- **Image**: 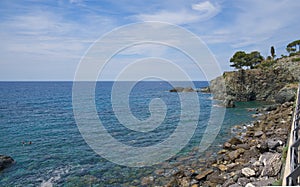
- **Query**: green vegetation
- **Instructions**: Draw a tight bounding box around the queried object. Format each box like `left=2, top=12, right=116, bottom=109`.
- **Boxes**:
left=230, top=51, right=264, bottom=69
left=230, top=40, right=300, bottom=70
left=292, top=57, right=300, bottom=62
left=256, top=59, right=276, bottom=68
left=272, top=179, right=282, bottom=186
left=286, top=40, right=300, bottom=55
left=271, top=46, right=276, bottom=59
left=282, top=145, right=288, bottom=163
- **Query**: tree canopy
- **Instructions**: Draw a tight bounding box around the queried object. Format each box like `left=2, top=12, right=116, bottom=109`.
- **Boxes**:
left=230, top=51, right=264, bottom=69
left=286, top=40, right=300, bottom=54
left=271, top=46, right=275, bottom=59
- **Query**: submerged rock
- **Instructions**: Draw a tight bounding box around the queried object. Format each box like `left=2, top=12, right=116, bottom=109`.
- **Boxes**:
left=0, top=155, right=14, bottom=171
left=195, top=169, right=213, bottom=180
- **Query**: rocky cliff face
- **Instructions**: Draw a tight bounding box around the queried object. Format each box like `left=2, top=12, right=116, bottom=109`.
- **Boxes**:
left=210, top=55, right=300, bottom=103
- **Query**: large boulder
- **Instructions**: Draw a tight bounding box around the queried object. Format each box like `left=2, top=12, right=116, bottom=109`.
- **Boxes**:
left=0, top=155, right=14, bottom=171
left=274, top=85, right=297, bottom=104
left=259, top=152, right=282, bottom=177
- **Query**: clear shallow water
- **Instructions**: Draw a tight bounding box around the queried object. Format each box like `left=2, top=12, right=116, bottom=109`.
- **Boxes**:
left=0, top=81, right=264, bottom=186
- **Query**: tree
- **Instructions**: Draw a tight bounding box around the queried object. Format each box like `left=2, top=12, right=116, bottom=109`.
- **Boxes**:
left=230, top=51, right=264, bottom=69
left=247, top=51, right=264, bottom=69
left=230, top=51, right=248, bottom=69
left=271, top=46, right=276, bottom=59
left=286, top=40, right=300, bottom=54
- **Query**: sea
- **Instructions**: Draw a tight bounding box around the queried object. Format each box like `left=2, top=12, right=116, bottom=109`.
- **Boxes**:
left=0, top=81, right=268, bottom=186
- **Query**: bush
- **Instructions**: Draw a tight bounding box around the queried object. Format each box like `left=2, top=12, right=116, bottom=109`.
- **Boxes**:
left=292, top=57, right=300, bottom=62
left=256, top=60, right=276, bottom=68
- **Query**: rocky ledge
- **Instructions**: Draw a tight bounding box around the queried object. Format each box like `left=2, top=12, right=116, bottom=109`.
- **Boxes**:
left=169, top=87, right=200, bottom=92
left=141, top=101, right=293, bottom=186
left=0, top=155, right=14, bottom=171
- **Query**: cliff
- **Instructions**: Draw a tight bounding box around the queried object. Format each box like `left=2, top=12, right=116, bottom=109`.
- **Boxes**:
left=210, top=55, right=300, bottom=104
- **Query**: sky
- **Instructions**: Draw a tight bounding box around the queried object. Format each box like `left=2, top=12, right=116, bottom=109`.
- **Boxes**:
left=1, top=0, right=300, bottom=81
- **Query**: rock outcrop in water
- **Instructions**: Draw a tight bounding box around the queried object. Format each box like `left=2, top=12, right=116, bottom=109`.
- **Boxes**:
left=208, top=55, right=300, bottom=104
left=0, top=155, right=14, bottom=171
left=169, top=87, right=199, bottom=92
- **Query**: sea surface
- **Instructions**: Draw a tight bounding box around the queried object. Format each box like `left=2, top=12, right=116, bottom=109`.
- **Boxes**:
left=0, top=81, right=268, bottom=186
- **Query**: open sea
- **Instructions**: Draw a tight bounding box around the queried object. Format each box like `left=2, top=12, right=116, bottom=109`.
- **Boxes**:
left=0, top=81, right=267, bottom=186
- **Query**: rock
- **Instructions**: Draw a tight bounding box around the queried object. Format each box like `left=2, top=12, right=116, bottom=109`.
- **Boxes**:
left=199, top=87, right=210, bottom=93
left=254, top=130, right=264, bottom=137
left=195, top=169, right=213, bottom=180
left=224, top=97, right=235, bottom=108
left=178, top=177, right=190, bottom=187
left=256, top=141, right=269, bottom=153
left=241, top=167, right=255, bottom=177
left=223, top=142, right=232, bottom=149
left=218, top=164, right=228, bottom=172
left=228, top=148, right=244, bottom=161
left=237, top=177, right=250, bottom=186
left=218, top=149, right=228, bottom=154
left=267, top=139, right=281, bottom=150
left=169, top=87, right=184, bottom=92
left=236, top=144, right=250, bottom=150
left=169, top=87, right=197, bottom=92
left=227, top=163, right=239, bottom=169
left=274, top=85, right=297, bottom=104
left=206, top=172, right=226, bottom=184
left=154, top=169, right=164, bottom=175
left=245, top=183, right=255, bottom=187
left=0, top=155, right=14, bottom=171
left=265, top=104, right=279, bottom=111
left=251, top=177, right=276, bottom=186
left=182, top=87, right=195, bottom=92
left=259, top=152, right=282, bottom=176
left=228, top=137, right=243, bottom=145
left=141, top=176, right=154, bottom=186
left=243, top=146, right=260, bottom=161
left=222, top=178, right=235, bottom=187
left=190, top=179, right=199, bottom=185
left=228, top=184, right=240, bottom=187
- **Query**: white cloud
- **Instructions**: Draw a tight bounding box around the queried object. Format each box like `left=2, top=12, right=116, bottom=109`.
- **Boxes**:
left=192, top=1, right=220, bottom=19
left=135, top=11, right=200, bottom=25
left=134, top=1, right=220, bottom=25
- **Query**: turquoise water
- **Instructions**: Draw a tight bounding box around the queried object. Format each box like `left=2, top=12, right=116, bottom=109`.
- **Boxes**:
left=0, top=82, right=262, bottom=186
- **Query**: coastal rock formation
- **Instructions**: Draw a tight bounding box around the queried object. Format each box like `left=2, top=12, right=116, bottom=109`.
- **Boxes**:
left=141, top=102, right=293, bottom=186
left=208, top=55, right=300, bottom=103
left=169, top=87, right=199, bottom=92
left=0, top=155, right=14, bottom=171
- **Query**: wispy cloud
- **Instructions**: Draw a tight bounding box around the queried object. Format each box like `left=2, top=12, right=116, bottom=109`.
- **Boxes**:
left=134, top=1, right=220, bottom=25
left=1, top=0, right=300, bottom=80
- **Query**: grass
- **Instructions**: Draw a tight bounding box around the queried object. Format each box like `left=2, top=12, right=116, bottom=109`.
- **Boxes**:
left=272, top=179, right=282, bottom=186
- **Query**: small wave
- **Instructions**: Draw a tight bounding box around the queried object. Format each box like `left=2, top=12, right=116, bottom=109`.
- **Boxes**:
left=40, top=166, right=71, bottom=187
left=212, top=104, right=223, bottom=108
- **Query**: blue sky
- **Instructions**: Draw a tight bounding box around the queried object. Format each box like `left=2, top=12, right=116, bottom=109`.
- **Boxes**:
left=1, top=0, right=300, bottom=81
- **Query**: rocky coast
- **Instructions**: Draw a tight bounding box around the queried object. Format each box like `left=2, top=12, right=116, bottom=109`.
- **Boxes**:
left=140, top=101, right=294, bottom=187
left=139, top=55, right=300, bottom=186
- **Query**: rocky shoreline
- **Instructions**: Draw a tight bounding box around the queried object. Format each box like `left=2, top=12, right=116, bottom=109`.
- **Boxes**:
left=140, top=101, right=294, bottom=186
